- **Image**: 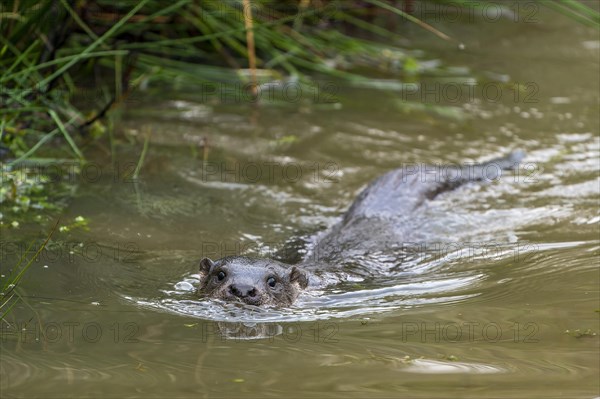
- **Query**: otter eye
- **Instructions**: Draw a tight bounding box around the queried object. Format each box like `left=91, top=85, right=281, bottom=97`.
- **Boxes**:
left=217, top=271, right=226, bottom=281
left=267, top=276, right=276, bottom=288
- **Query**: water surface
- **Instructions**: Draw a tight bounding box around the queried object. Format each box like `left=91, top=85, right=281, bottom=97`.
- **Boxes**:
left=1, top=6, right=599, bottom=398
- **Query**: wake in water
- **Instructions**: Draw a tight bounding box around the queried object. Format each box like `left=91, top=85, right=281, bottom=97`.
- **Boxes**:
left=121, top=139, right=598, bottom=333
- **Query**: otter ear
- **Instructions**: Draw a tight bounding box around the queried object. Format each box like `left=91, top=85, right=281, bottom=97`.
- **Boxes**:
left=199, top=258, right=215, bottom=277
left=289, top=266, right=308, bottom=289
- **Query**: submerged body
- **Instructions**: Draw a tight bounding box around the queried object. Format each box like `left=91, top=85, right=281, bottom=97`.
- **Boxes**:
left=198, top=151, right=525, bottom=306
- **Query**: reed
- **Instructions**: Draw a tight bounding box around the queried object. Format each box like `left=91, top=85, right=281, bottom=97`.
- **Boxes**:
left=0, top=0, right=597, bottom=165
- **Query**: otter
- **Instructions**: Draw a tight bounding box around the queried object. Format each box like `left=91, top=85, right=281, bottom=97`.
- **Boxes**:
left=198, top=150, right=525, bottom=307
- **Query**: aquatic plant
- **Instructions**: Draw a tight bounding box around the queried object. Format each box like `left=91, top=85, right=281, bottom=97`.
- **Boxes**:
left=1, top=0, right=597, bottom=164
left=0, top=220, right=58, bottom=321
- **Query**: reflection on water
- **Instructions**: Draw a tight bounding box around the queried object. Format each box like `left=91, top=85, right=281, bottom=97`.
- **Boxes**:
left=2, top=6, right=599, bottom=398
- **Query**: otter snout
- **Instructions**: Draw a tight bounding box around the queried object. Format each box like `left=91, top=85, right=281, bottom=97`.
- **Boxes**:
left=229, top=284, right=257, bottom=299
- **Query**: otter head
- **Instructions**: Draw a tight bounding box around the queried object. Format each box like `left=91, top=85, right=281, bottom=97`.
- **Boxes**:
left=198, top=256, right=309, bottom=307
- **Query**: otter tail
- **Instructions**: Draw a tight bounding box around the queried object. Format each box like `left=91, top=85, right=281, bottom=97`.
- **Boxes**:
left=341, top=150, right=526, bottom=220
left=467, top=149, right=525, bottom=180
left=424, top=150, right=525, bottom=200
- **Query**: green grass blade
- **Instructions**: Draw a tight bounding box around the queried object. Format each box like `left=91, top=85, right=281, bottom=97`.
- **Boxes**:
left=48, top=110, right=84, bottom=160
left=34, top=0, right=151, bottom=91
left=365, top=0, right=453, bottom=41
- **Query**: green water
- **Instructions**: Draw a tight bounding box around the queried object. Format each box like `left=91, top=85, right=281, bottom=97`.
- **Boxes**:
left=1, top=5, right=599, bottom=398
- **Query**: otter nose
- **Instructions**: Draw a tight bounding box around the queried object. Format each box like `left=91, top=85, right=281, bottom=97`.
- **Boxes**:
left=230, top=284, right=257, bottom=298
